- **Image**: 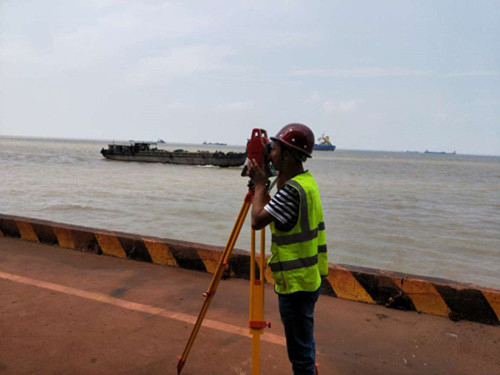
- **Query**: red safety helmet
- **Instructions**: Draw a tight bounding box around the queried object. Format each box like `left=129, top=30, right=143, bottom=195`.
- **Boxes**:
left=271, top=123, right=315, bottom=158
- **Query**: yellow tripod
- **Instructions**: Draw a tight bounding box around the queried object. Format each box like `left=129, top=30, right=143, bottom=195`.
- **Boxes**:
left=177, top=187, right=270, bottom=375
left=249, top=226, right=269, bottom=374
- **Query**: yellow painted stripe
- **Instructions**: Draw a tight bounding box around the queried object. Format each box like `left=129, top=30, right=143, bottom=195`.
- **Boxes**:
left=143, top=239, right=178, bottom=267
left=196, top=248, right=221, bottom=274
left=327, top=267, right=375, bottom=304
left=53, top=227, right=75, bottom=249
left=482, top=290, right=500, bottom=322
left=396, top=278, right=451, bottom=317
left=95, top=233, right=126, bottom=258
left=0, top=270, right=286, bottom=346
left=16, top=222, right=39, bottom=243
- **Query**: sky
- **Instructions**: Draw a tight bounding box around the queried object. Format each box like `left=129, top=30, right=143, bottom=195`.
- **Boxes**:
left=1, top=0, right=499, bottom=155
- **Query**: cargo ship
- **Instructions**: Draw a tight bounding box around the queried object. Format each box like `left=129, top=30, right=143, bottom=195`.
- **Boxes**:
left=314, top=133, right=336, bottom=151
left=101, top=142, right=246, bottom=167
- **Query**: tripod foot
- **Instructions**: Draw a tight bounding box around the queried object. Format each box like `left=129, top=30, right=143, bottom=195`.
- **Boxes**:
left=177, top=358, right=185, bottom=374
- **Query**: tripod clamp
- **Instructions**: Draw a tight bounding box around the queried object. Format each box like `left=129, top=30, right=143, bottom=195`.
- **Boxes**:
left=249, top=320, right=271, bottom=329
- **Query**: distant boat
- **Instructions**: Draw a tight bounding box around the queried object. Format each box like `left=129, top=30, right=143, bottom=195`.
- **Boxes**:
left=157, top=139, right=166, bottom=144
left=314, top=133, right=336, bottom=151
left=424, top=150, right=456, bottom=155
left=101, top=141, right=246, bottom=167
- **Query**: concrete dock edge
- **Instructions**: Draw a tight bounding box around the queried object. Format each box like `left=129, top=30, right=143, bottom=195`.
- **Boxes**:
left=1, top=213, right=498, bottom=326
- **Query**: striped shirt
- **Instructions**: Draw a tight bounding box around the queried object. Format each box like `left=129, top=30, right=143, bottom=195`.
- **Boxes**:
left=264, top=183, right=300, bottom=232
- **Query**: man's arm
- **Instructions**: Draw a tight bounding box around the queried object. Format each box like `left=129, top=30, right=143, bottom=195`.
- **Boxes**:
left=251, top=183, right=273, bottom=230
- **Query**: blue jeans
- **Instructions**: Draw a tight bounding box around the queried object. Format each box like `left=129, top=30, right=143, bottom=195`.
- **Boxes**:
left=278, top=288, right=320, bottom=375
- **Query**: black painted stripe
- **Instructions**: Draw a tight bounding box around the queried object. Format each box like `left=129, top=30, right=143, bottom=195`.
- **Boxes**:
left=435, top=285, right=499, bottom=325
left=320, top=277, right=337, bottom=297
left=117, top=236, right=153, bottom=263
left=2, top=219, right=20, bottom=238
left=32, top=223, right=58, bottom=245
left=351, top=271, right=416, bottom=311
left=170, top=245, right=207, bottom=272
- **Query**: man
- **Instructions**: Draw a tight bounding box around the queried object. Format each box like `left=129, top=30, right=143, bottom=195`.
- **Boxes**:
left=247, top=123, right=328, bottom=375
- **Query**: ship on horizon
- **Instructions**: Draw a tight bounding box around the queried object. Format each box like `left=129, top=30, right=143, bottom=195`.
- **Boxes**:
left=314, top=133, right=336, bottom=151
left=424, top=150, right=456, bottom=155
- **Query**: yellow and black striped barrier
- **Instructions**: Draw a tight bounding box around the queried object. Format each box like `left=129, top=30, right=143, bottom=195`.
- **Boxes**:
left=1, top=213, right=498, bottom=326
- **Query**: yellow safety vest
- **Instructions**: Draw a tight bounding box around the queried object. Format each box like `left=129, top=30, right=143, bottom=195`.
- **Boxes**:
left=269, top=171, right=328, bottom=294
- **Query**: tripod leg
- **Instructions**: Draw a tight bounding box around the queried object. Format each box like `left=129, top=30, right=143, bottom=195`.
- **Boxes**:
left=249, top=228, right=267, bottom=375
left=177, top=195, right=252, bottom=374
left=259, top=229, right=266, bottom=284
left=252, top=333, right=261, bottom=375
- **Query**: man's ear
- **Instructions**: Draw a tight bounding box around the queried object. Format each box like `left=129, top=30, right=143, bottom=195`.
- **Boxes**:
left=282, top=148, right=290, bottom=160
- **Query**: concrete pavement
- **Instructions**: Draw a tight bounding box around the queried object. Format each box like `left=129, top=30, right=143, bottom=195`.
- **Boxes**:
left=0, top=236, right=499, bottom=375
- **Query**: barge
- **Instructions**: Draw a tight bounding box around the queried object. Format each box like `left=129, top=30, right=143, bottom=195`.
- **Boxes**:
left=101, top=142, right=246, bottom=167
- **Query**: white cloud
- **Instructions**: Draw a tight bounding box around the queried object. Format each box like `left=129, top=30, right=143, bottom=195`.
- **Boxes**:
left=446, top=70, right=499, bottom=77
left=323, top=100, right=363, bottom=113
left=291, top=68, right=432, bottom=78
left=292, top=68, right=499, bottom=79
left=434, top=112, right=448, bottom=121
left=0, top=36, right=31, bottom=63
left=1, top=1, right=217, bottom=70
left=216, top=100, right=255, bottom=112
left=167, top=101, right=187, bottom=110
left=128, top=45, right=235, bottom=85
left=304, top=92, right=321, bottom=104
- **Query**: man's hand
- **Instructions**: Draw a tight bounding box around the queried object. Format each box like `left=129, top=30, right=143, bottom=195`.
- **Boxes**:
left=246, top=158, right=268, bottom=187
left=247, top=158, right=274, bottom=230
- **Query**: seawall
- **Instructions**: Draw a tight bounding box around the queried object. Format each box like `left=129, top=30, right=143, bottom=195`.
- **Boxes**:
left=1, top=213, right=498, bottom=326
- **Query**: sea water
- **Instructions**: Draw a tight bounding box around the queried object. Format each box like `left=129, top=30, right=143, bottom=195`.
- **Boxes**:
left=1, top=136, right=499, bottom=289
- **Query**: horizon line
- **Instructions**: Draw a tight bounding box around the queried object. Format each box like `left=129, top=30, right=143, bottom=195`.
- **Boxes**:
left=1, top=134, right=499, bottom=158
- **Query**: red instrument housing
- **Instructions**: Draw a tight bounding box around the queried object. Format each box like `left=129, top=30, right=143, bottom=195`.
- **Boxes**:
left=246, top=128, right=269, bottom=169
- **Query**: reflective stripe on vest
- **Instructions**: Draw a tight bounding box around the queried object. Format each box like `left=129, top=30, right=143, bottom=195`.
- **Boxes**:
left=272, top=227, right=318, bottom=245
left=269, top=254, right=318, bottom=272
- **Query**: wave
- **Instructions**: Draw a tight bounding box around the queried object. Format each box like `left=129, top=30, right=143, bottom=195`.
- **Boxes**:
left=44, top=203, right=103, bottom=212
